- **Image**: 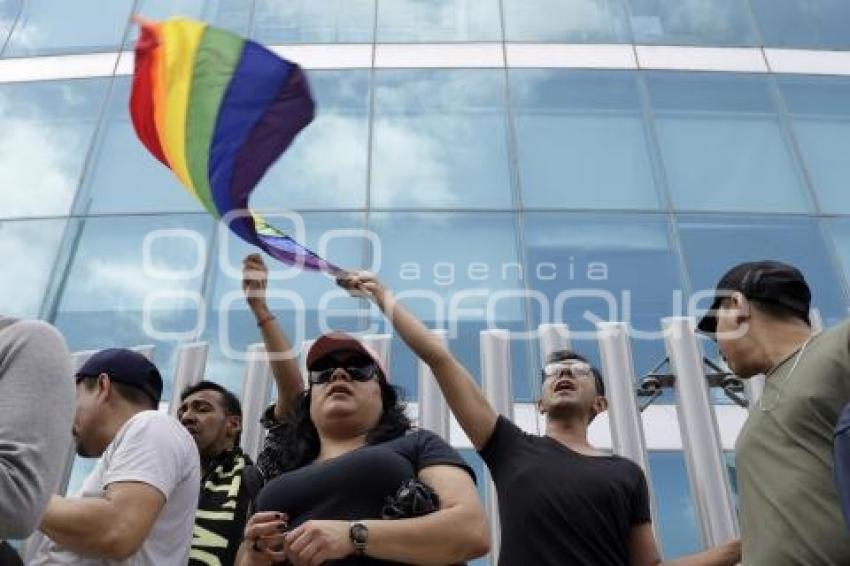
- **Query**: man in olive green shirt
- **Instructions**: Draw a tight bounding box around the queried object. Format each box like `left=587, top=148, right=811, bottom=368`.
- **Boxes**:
left=699, top=260, right=850, bottom=564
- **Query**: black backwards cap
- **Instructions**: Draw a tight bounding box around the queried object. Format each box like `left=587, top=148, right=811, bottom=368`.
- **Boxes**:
left=697, top=260, right=811, bottom=335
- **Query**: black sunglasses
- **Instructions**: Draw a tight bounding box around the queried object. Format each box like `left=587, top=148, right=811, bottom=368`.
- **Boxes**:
left=308, top=363, right=379, bottom=386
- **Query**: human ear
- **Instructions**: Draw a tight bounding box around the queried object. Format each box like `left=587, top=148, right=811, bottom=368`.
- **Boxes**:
left=592, top=396, right=608, bottom=415
left=731, top=292, right=752, bottom=325
left=227, top=415, right=242, bottom=437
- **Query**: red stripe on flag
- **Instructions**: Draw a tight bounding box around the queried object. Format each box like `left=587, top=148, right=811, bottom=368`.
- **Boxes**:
left=130, top=23, right=168, bottom=166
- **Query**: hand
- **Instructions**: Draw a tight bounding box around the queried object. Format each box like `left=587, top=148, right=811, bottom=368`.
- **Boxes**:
left=717, top=538, right=741, bottom=565
left=243, top=254, right=270, bottom=316
left=241, top=511, right=289, bottom=565
left=336, top=270, right=388, bottom=304
left=284, top=520, right=354, bottom=566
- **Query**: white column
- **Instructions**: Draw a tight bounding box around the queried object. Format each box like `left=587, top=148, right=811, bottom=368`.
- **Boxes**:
left=596, top=322, right=659, bottom=528
left=537, top=323, right=571, bottom=363
left=360, top=333, right=392, bottom=373
left=480, top=329, right=513, bottom=565
left=167, top=342, right=209, bottom=417
left=240, top=343, right=273, bottom=462
left=481, top=330, right=513, bottom=419
left=663, top=317, right=739, bottom=547
left=418, top=329, right=450, bottom=440
left=300, top=339, right=315, bottom=388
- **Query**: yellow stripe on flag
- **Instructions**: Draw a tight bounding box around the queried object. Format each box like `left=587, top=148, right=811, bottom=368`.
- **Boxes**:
left=158, top=18, right=206, bottom=196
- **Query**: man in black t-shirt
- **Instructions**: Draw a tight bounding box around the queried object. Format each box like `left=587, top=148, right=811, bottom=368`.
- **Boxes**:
left=480, top=352, right=650, bottom=565
left=340, top=271, right=742, bottom=566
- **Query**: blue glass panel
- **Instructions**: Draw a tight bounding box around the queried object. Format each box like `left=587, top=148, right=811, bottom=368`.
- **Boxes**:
left=253, top=71, right=370, bottom=211
left=366, top=213, right=530, bottom=399
left=629, top=0, right=758, bottom=46
left=376, top=0, right=501, bottom=42
left=724, top=451, right=739, bottom=509
left=676, top=215, right=849, bottom=330
left=459, top=448, right=487, bottom=506
left=825, top=219, right=850, bottom=303
left=511, top=70, right=661, bottom=210
left=646, top=73, right=811, bottom=213
left=648, top=451, right=701, bottom=557
left=0, top=78, right=111, bottom=218
left=503, top=0, right=631, bottom=42
left=54, top=214, right=214, bottom=400
left=125, top=0, right=252, bottom=46
left=252, top=0, right=375, bottom=44
left=371, top=70, right=512, bottom=209
left=778, top=75, right=850, bottom=215
left=2, top=0, right=132, bottom=57
left=84, top=78, right=199, bottom=214
left=751, top=0, right=850, bottom=50
left=0, top=0, right=21, bottom=50
left=523, top=213, right=684, bottom=399
left=65, top=456, right=98, bottom=496
left=0, top=218, right=66, bottom=318
left=202, top=213, right=368, bottom=396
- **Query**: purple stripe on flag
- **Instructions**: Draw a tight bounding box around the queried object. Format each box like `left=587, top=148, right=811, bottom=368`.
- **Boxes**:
left=258, top=233, right=342, bottom=273
left=229, top=65, right=315, bottom=213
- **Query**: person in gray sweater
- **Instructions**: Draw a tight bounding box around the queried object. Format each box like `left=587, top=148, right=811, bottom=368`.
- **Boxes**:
left=0, top=316, right=74, bottom=540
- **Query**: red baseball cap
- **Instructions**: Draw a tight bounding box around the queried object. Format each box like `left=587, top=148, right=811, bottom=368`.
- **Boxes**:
left=306, top=332, right=389, bottom=382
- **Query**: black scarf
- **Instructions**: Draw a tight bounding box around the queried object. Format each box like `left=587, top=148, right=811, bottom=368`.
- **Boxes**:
left=189, top=448, right=252, bottom=566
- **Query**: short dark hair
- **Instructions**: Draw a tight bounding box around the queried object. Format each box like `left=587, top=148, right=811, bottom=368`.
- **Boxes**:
left=542, top=350, right=605, bottom=397
left=79, top=376, right=158, bottom=410
left=749, top=298, right=811, bottom=328
left=180, top=381, right=242, bottom=417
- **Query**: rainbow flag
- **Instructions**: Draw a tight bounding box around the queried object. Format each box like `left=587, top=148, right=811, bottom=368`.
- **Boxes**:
left=130, top=17, right=341, bottom=274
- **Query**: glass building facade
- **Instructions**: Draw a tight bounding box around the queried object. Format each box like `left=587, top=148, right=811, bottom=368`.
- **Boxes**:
left=3, top=0, right=850, bottom=561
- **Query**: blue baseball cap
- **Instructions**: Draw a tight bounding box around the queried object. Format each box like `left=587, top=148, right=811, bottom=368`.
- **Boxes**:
left=75, top=348, right=163, bottom=404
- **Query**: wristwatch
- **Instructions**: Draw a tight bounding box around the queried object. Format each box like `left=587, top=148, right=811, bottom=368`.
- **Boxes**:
left=349, top=521, right=369, bottom=556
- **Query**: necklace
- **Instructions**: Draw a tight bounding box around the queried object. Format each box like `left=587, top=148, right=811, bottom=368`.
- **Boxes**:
left=758, top=336, right=814, bottom=412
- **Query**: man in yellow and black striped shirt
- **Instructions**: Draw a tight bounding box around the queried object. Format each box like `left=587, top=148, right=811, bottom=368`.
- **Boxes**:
left=179, top=381, right=254, bottom=566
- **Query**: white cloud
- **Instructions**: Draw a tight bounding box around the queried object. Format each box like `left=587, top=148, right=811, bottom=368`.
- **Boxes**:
left=63, top=257, right=200, bottom=312
left=370, top=71, right=504, bottom=207
left=0, top=91, right=87, bottom=218
left=663, top=0, right=738, bottom=36
left=253, top=112, right=369, bottom=208
left=377, top=0, right=501, bottom=41
left=0, top=219, right=65, bottom=317
left=504, top=0, right=621, bottom=41
left=259, top=71, right=505, bottom=210
left=300, top=114, right=368, bottom=194
left=2, top=21, right=45, bottom=52
left=253, top=0, right=373, bottom=41
left=371, top=117, right=457, bottom=208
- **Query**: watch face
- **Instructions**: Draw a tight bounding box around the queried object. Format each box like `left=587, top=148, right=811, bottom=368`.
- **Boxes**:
left=351, top=523, right=368, bottom=543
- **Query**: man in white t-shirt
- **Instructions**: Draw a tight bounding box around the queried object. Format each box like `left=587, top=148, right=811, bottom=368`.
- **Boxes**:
left=30, top=348, right=200, bottom=565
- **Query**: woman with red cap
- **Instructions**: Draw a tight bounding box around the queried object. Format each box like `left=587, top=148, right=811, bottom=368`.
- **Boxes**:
left=236, top=254, right=489, bottom=566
